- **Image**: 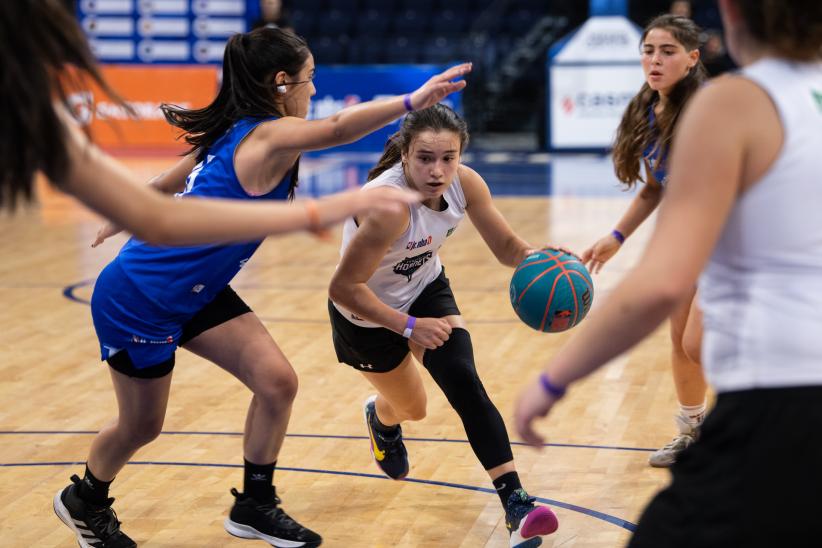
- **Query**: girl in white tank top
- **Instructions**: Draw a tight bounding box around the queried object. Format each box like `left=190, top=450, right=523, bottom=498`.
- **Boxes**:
left=329, top=104, right=566, bottom=546
left=515, top=1, right=822, bottom=545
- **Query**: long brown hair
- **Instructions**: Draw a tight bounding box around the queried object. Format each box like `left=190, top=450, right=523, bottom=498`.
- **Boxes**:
left=0, top=0, right=125, bottom=209
left=368, top=104, right=469, bottom=182
left=161, top=27, right=310, bottom=199
left=612, top=14, right=707, bottom=188
left=735, top=0, right=822, bottom=61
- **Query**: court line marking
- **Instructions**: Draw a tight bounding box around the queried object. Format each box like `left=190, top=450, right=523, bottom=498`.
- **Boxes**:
left=0, top=430, right=655, bottom=453
left=0, top=460, right=637, bottom=532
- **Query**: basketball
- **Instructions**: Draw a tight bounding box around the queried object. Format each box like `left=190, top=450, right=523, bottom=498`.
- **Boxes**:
left=509, top=249, right=594, bottom=333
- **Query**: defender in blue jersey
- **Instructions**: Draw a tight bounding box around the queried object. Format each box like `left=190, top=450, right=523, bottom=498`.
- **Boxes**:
left=579, top=15, right=710, bottom=469
left=53, top=26, right=471, bottom=548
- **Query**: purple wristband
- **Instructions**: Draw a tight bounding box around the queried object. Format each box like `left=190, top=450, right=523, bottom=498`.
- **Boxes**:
left=611, top=229, right=626, bottom=244
left=539, top=372, right=566, bottom=399
left=403, top=93, right=414, bottom=112
left=402, top=315, right=417, bottom=338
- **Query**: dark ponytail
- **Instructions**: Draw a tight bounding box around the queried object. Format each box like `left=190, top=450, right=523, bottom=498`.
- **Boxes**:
left=161, top=27, right=310, bottom=199
left=368, top=103, right=469, bottom=181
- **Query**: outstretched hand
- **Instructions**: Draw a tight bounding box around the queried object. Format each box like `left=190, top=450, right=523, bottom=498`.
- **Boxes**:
left=581, top=234, right=622, bottom=274
left=408, top=63, right=472, bottom=111
left=513, top=378, right=559, bottom=448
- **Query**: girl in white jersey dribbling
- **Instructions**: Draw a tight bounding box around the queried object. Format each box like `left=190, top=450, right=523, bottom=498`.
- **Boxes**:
left=515, top=0, right=822, bottom=546
left=328, top=104, right=560, bottom=547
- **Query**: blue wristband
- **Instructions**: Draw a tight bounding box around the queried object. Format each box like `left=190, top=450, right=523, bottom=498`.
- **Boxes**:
left=539, top=372, right=566, bottom=399
left=611, top=229, right=625, bottom=244
left=402, top=315, right=417, bottom=338
left=403, top=93, right=414, bottom=112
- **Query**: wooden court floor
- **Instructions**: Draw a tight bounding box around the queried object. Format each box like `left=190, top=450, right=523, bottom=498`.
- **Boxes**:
left=0, top=156, right=683, bottom=547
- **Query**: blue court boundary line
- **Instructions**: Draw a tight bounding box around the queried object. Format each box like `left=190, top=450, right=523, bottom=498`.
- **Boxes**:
left=0, top=430, right=655, bottom=453
left=0, top=460, right=636, bottom=532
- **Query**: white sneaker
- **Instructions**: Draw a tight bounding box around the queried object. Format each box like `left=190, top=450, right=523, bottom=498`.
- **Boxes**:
left=648, top=414, right=699, bottom=468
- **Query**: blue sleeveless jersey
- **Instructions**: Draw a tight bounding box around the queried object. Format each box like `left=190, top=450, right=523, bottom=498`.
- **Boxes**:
left=643, top=107, right=668, bottom=186
left=114, top=116, right=290, bottom=317
left=92, top=116, right=291, bottom=367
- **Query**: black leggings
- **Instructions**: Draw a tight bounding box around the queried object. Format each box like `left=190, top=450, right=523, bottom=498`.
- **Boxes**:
left=422, top=328, right=513, bottom=470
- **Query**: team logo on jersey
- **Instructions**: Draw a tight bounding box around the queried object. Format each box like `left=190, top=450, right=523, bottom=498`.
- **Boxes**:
left=813, top=89, right=822, bottom=113
left=406, top=235, right=433, bottom=250
left=393, top=251, right=433, bottom=282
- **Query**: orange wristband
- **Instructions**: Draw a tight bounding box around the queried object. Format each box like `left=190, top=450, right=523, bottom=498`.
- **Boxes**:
left=304, top=199, right=331, bottom=240
left=305, top=199, right=321, bottom=233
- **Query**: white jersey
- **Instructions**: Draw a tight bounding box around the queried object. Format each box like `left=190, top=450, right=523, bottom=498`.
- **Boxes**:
left=332, top=162, right=466, bottom=327
left=699, top=58, right=822, bottom=392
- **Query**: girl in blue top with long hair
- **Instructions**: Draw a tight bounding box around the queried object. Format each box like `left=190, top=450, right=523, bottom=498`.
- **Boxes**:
left=581, top=14, right=709, bottom=468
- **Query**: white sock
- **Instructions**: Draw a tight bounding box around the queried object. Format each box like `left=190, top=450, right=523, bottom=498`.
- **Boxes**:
left=679, top=402, right=706, bottom=428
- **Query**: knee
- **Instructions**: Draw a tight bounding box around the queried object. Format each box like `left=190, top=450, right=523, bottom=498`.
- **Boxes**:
left=252, top=363, right=299, bottom=408
left=124, top=415, right=165, bottom=447
left=398, top=398, right=427, bottom=422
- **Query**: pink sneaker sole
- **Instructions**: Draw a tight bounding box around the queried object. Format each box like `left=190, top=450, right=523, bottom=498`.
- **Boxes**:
left=520, top=506, right=559, bottom=538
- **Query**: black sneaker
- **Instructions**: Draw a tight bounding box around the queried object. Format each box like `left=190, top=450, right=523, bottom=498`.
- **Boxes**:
left=53, top=475, right=136, bottom=548
left=505, top=489, right=559, bottom=548
left=363, top=395, right=409, bottom=480
left=224, top=488, right=322, bottom=547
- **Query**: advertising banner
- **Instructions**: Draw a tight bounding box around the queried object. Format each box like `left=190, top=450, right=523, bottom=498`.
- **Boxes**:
left=547, top=16, right=644, bottom=151
left=309, top=65, right=462, bottom=153
left=549, top=63, right=644, bottom=149
left=78, top=0, right=249, bottom=64
left=67, top=65, right=219, bottom=151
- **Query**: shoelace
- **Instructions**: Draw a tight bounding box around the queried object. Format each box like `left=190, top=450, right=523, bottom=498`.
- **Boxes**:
left=230, top=488, right=301, bottom=531
left=87, top=504, right=123, bottom=538
left=258, top=501, right=304, bottom=531
left=375, top=428, right=404, bottom=454
left=508, top=493, right=537, bottom=522
left=660, top=433, right=694, bottom=452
